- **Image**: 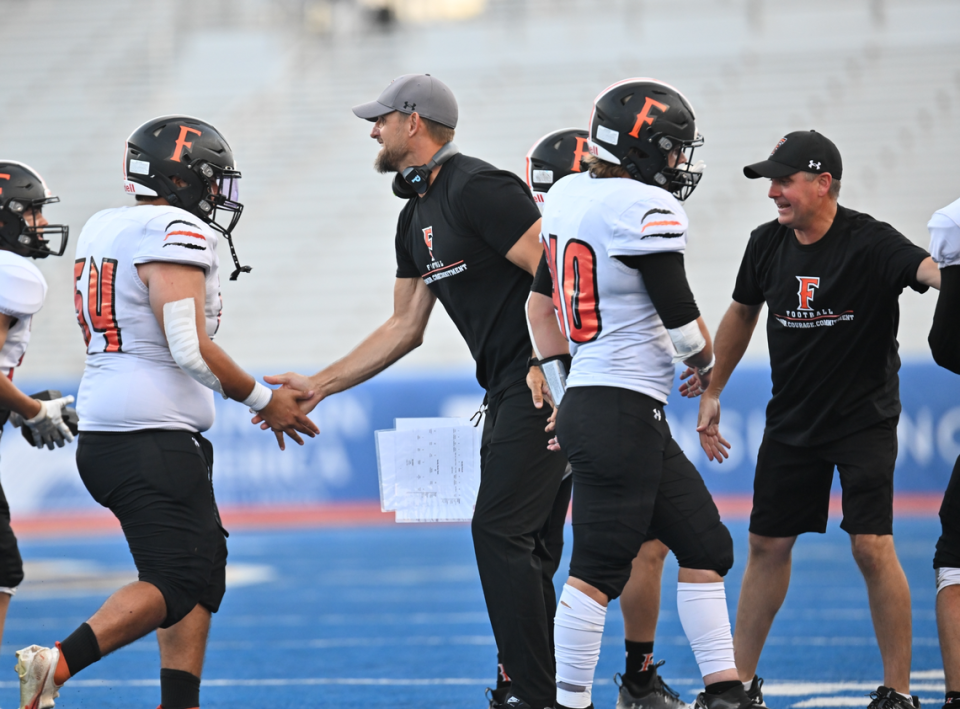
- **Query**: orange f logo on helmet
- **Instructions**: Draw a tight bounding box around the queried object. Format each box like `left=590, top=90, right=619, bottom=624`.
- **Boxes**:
left=571, top=137, right=591, bottom=172
left=629, top=97, right=670, bottom=139
left=170, top=125, right=203, bottom=162
left=0, top=173, right=9, bottom=196
left=796, top=276, right=820, bottom=311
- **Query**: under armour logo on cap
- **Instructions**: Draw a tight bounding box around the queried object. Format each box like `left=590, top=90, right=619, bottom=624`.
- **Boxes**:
left=809, top=160, right=821, bottom=169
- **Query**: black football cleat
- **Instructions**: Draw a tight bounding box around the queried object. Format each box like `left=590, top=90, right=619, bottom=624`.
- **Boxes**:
left=866, top=687, right=920, bottom=709
left=487, top=687, right=510, bottom=709
left=745, top=675, right=769, bottom=708
left=615, top=660, right=686, bottom=709
left=694, top=684, right=754, bottom=709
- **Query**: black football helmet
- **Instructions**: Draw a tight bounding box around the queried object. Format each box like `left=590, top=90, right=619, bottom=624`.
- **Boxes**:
left=525, top=128, right=590, bottom=209
left=588, top=78, right=704, bottom=200
left=0, top=162, right=68, bottom=259
left=123, top=115, right=250, bottom=279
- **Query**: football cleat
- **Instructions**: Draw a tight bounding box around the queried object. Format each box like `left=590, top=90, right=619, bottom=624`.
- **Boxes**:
left=615, top=661, right=686, bottom=709
left=693, top=684, right=753, bottom=709
left=866, top=687, right=920, bottom=709
left=15, top=644, right=62, bottom=709
left=487, top=686, right=510, bottom=709
left=745, top=675, right=768, bottom=708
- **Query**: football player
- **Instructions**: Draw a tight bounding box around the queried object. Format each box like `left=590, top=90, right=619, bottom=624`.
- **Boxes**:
left=14, top=116, right=318, bottom=709
left=525, top=130, right=682, bottom=709
left=527, top=79, right=751, bottom=709
left=926, top=197, right=960, bottom=709
left=0, top=160, right=75, bottom=659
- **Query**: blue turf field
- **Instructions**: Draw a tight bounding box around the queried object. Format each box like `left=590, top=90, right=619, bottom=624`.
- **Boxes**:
left=0, top=517, right=947, bottom=709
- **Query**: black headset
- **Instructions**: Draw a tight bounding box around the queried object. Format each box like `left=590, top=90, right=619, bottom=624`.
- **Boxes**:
left=401, top=142, right=460, bottom=195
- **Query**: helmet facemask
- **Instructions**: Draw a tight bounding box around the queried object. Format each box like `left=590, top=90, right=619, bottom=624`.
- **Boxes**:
left=0, top=197, right=68, bottom=259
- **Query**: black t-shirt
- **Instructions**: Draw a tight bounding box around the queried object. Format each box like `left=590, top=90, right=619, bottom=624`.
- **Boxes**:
left=395, top=153, right=541, bottom=394
left=733, top=205, right=929, bottom=446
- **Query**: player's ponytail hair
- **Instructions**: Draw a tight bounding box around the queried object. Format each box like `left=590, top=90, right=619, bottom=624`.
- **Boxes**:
left=582, top=153, right=631, bottom=180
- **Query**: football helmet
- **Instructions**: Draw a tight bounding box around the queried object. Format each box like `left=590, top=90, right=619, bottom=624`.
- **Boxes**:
left=123, top=115, right=250, bottom=279
left=0, top=161, right=68, bottom=259
left=588, top=79, right=704, bottom=200
left=525, top=128, right=590, bottom=210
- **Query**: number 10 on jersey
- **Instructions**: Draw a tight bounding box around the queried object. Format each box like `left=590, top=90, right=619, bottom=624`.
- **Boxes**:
left=75, top=256, right=123, bottom=353
left=543, top=234, right=602, bottom=343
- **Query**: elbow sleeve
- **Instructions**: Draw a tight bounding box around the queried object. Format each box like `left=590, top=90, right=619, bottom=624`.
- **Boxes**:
left=163, top=298, right=226, bottom=396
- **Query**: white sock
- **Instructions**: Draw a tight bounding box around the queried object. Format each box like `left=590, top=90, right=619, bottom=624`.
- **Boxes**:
left=676, top=581, right=737, bottom=678
left=554, top=584, right=607, bottom=709
left=743, top=681, right=752, bottom=692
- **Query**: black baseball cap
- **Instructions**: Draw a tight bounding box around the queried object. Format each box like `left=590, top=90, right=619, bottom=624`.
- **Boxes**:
left=743, top=130, right=842, bottom=180
left=352, top=74, right=458, bottom=129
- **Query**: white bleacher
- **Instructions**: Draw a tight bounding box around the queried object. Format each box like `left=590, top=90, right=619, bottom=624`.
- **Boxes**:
left=1, top=0, right=957, bottom=379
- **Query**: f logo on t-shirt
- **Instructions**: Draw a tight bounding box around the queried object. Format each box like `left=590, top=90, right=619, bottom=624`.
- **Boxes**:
left=423, top=226, right=434, bottom=261
left=796, top=276, right=820, bottom=311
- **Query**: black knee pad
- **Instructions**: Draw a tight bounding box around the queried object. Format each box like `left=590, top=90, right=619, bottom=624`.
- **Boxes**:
left=144, top=535, right=227, bottom=629
left=0, top=499, right=23, bottom=589
left=568, top=520, right=647, bottom=600
left=671, top=520, right=734, bottom=577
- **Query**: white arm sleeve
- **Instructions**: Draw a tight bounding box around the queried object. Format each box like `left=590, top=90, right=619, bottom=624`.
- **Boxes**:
left=667, top=320, right=706, bottom=364
left=163, top=297, right=225, bottom=397
left=928, top=210, right=960, bottom=268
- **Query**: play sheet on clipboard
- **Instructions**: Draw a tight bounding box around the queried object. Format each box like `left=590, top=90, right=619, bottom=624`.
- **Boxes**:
left=375, top=418, right=481, bottom=522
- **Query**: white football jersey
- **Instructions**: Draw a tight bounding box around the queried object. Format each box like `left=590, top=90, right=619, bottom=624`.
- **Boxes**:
left=0, top=250, right=47, bottom=377
left=541, top=173, right=689, bottom=403
left=929, top=197, right=960, bottom=269
left=74, top=205, right=222, bottom=432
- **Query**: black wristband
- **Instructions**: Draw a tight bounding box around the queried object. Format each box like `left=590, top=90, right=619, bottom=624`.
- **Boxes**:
left=528, top=356, right=540, bottom=369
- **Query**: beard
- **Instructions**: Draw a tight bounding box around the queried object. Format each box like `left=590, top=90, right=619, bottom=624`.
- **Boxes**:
left=375, top=143, right=407, bottom=174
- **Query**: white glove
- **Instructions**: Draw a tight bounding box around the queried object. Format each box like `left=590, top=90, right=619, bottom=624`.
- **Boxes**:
left=13, top=396, right=76, bottom=450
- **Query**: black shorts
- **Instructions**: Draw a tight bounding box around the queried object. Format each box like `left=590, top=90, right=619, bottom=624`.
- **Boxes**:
left=935, top=455, right=960, bottom=569
left=557, top=386, right=733, bottom=601
left=76, top=430, right=228, bottom=628
left=750, top=418, right=898, bottom=538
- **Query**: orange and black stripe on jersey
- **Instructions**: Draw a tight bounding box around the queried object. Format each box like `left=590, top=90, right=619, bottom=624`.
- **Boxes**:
left=639, top=208, right=684, bottom=239
left=163, top=219, right=208, bottom=251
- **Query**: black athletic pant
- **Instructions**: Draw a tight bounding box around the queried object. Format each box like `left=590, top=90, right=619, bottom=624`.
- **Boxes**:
left=557, top=386, right=733, bottom=600
left=472, top=379, right=567, bottom=709
left=0, top=426, right=25, bottom=590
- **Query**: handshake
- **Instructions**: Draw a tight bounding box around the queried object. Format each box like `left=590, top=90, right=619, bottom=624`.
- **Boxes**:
left=9, top=390, right=79, bottom=450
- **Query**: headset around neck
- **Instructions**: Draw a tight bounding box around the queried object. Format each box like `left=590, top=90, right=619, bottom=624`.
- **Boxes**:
left=401, top=142, right=460, bottom=195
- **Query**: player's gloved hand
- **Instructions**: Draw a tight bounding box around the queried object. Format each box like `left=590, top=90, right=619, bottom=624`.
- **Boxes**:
left=257, top=387, right=320, bottom=451
left=696, top=393, right=730, bottom=464
left=12, top=395, right=76, bottom=450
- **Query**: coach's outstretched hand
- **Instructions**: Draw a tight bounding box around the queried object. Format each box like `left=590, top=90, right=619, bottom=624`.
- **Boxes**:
left=696, top=393, right=731, bottom=463
left=257, top=386, right=320, bottom=451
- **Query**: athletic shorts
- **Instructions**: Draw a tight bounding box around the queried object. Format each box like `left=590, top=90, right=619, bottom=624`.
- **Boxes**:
left=76, top=430, right=228, bottom=628
left=750, top=418, right=898, bottom=538
left=934, top=455, right=960, bottom=569
left=557, top=386, right=733, bottom=600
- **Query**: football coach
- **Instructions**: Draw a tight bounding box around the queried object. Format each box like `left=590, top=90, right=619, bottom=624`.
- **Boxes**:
left=262, top=75, right=567, bottom=709
left=696, top=130, right=941, bottom=708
